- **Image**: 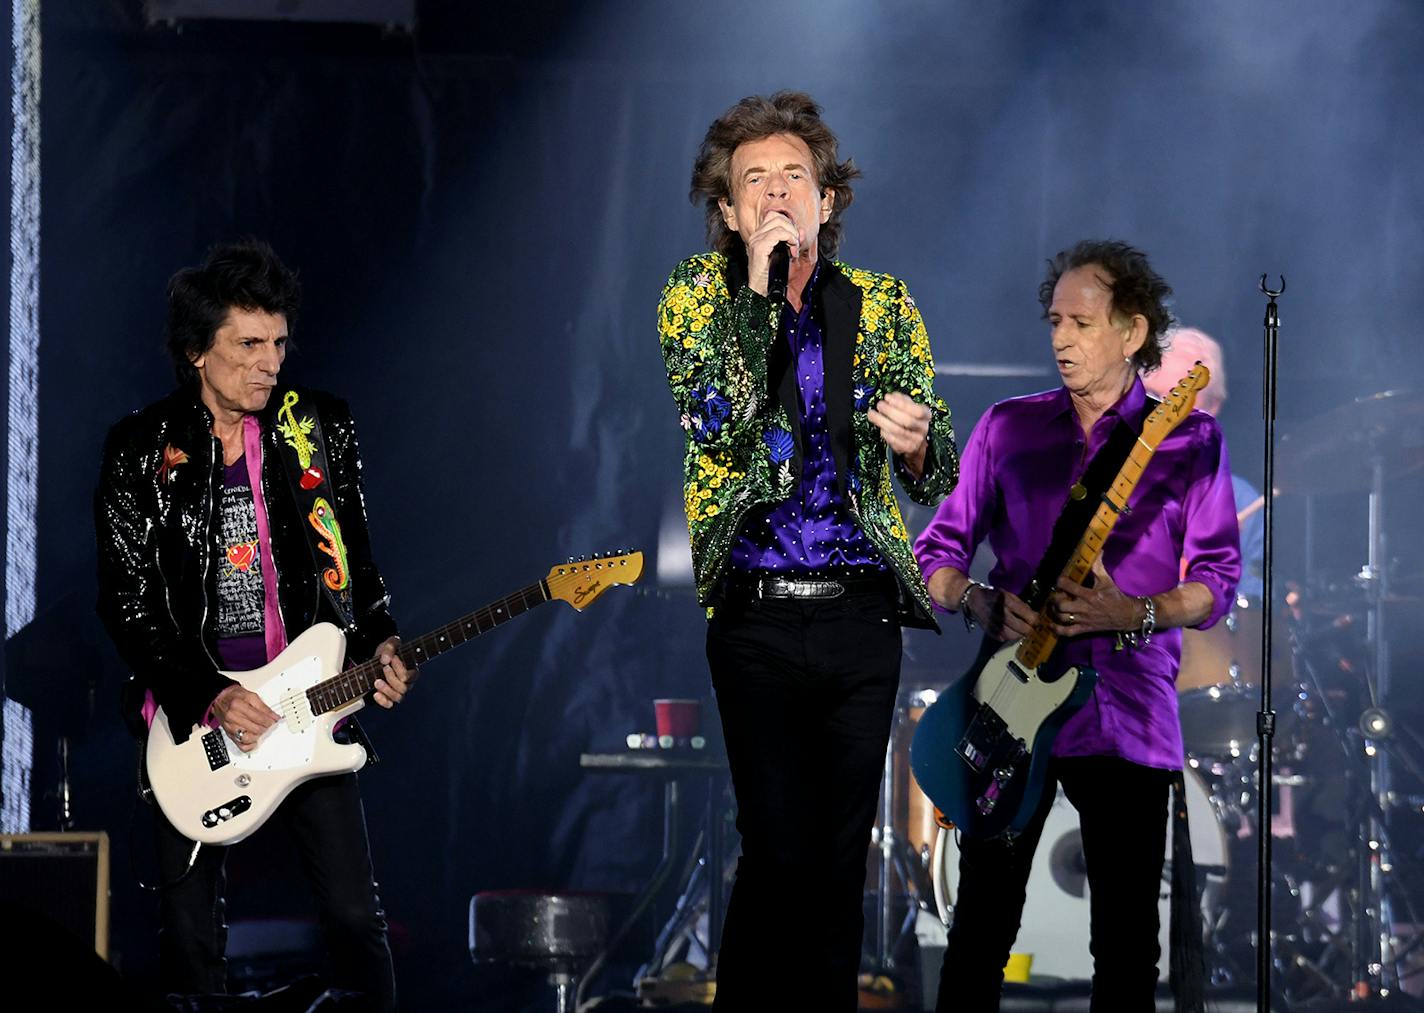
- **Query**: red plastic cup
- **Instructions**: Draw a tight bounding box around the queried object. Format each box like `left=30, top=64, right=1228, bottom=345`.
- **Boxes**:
left=654, top=698, right=701, bottom=739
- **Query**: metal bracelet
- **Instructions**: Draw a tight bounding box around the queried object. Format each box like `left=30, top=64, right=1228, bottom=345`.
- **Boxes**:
left=1120, top=594, right=1156, bottom=649
left=958, top=579, right=989, bottom=631
left=1138, top=594, right=1156, bottom=646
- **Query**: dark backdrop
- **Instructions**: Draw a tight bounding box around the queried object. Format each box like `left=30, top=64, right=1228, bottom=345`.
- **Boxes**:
left=12, top=1, right=1424, bottom=1009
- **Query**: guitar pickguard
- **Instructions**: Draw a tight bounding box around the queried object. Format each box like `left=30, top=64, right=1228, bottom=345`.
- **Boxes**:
left=912, top=644, right=1098, bottom=838
left=227, top=653, right=328, bottom=772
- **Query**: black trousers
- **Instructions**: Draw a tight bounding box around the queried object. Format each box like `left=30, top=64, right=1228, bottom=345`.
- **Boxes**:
left=706, top=587, right=902, bottom=1012
left=936, top=755, right=1173, bottom=1013
left=154, top=771, right=396, bottom=1011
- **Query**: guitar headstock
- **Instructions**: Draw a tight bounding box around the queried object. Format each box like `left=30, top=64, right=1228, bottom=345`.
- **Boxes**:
left=1142, top=362, right=1210, bottom=449
left=546, top=551, right=645, bottom=611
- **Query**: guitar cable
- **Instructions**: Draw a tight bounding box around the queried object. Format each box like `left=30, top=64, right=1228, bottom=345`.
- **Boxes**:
left=128, top=740, right=204, bottom=892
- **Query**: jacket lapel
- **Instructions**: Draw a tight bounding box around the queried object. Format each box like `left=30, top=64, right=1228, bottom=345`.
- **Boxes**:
left=820, top=262, right=860, bottom=497
left=726, top=251, right=804, bottom=479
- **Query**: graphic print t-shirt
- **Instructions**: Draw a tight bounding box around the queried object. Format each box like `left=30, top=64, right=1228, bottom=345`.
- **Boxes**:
left=214, top=456, right=267, bottom=672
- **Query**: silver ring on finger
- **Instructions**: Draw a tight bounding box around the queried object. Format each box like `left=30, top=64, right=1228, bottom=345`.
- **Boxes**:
left=235, top=728, right=246, bottom=743
left=1065, top=613, right=1076, bottom=625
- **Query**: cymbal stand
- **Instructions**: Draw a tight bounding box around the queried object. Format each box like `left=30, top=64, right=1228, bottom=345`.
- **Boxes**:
left=1256, top=275, right=1284, bottom=1013
left=1354, top=444, right=1402, bottom=996
left=869, top=706, right=933, bottom=983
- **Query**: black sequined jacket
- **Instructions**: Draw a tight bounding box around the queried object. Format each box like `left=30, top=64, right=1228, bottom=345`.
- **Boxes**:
left=95, top=385, right=398, bottom=742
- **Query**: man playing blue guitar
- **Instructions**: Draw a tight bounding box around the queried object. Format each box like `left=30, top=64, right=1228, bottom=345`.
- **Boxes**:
left=95, top=240, right=414, bottom=1009
left=913, top=240, right=1242, bottom=1011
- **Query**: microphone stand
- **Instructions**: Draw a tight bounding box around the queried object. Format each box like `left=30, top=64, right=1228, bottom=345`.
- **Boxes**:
left=1256, top=275, right=1283, bottom=1013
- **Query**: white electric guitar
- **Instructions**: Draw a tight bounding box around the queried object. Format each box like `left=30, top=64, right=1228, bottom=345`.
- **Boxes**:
left=146, top=551, right=644, bottom=845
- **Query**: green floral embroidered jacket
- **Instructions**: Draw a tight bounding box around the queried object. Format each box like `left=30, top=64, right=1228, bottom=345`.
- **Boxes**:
left=657, top=252, right=959, bottom=625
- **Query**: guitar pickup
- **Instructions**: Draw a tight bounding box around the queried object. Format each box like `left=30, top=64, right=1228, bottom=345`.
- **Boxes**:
left=200, top=795, right=252, bottom=829
left=201, top=728, right=230, bottom=771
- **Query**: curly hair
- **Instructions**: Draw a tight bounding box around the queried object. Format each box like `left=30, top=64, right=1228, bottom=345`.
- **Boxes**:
left=690, top=91, right=862, bottom=261
left=165, top=238, right=301, bottom=387
left=1036, top=239, right=1174, bottom=373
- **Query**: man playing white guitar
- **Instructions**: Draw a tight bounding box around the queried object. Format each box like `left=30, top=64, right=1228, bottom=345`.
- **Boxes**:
left=913, top=240, right=1242, bottom=1012
left=95, top=239, right=414, bottom=1010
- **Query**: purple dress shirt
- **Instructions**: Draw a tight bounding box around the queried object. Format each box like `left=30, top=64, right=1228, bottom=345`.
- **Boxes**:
left=913, top=379, right=1242, bottom=770
left=731, top=262, right=884, bottom=573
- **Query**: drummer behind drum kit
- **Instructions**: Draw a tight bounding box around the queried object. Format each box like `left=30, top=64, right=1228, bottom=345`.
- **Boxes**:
left=865, top=389, right=1424, bottom=1007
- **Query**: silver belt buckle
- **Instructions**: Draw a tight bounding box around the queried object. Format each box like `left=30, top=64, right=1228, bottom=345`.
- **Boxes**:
left=767, top=577, right=845, bottom=599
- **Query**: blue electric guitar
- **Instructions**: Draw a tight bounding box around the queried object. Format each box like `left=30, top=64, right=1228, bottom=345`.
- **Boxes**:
left=910, top=366, right=1208, bottom=839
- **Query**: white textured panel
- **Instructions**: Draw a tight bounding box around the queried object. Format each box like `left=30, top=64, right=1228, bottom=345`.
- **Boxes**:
left=0, top=698, right=32, bottom=832
left=3, top=0, right=41, bottom=834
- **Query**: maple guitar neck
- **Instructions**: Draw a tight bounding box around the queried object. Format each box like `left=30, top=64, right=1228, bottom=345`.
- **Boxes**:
left=1016, top=438, right=1156, bottom=669
left=1015, top=364, right=1209, bottom=670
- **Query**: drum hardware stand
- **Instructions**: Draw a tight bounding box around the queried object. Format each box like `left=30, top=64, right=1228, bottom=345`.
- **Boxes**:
left=1256, top=274, right=1284, bottom=1013
left=868, top=702, right=936, bottom=992
left=1286, top=641, right=1424, bottom=1006
left=1337, top=435, right=1424, bottom=1005
left=57, top=734, right=75, bottom=831
left=634, top=778, right=735, bottom=989
left=1357, top=440, right=1404, bottom=998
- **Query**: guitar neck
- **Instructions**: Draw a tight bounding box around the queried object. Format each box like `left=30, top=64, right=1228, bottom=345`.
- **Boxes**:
left=305, top=580, right=551, bottom=716
left=1017, top=436, right=1155, bottom=669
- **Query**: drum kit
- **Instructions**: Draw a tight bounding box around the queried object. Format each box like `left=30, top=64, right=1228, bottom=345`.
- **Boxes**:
left=866, top=389, right=1424, bottom=1007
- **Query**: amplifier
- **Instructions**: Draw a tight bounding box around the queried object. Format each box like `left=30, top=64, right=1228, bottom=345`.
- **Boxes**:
left=0, top=832, right=110, bottom=959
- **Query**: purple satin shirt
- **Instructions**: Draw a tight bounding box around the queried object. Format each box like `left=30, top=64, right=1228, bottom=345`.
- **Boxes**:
left=731, top=262, right=884, bottom=572
left=913, top=378, right=1242, bottom=770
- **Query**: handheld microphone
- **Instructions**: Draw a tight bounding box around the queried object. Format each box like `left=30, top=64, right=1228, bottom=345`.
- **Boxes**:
left=767, top=241, right=790, bottom=302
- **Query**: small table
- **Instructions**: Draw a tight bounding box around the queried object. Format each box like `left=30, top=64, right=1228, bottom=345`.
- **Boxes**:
left=578, top=750, right=732, bottom=993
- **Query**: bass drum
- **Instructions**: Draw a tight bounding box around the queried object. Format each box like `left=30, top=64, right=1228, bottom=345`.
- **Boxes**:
left=931, top=766, right=1227, bottom=981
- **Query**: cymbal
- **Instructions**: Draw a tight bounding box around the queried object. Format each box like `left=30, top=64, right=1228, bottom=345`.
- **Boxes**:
left=1277, top=389, right=1424, bottom=493
left=1295, top=591, right=1423, bottom=618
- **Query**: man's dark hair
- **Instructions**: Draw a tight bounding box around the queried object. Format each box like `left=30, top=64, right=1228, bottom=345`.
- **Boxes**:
left=165, top=239, right=301, bottom=386
left=1037, top=239, right=1174, bottom=373
left=690, top=91, right=862, bottom=261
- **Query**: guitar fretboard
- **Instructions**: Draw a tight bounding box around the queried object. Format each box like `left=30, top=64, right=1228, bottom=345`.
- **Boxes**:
left=1017, top=437, right=1156, bottom=669
left=304, top=581, right=551, bottom=717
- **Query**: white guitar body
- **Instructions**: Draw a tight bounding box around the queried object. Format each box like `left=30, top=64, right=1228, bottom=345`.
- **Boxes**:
left=146, top=623, right=366, bottom=846
left=143, top=551, right=648, bottom=846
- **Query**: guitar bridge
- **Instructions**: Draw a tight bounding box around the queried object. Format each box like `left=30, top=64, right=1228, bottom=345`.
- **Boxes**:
left=957, top=705, right=1008, bottom=772
left=958, top=705, right=1029, bottom=816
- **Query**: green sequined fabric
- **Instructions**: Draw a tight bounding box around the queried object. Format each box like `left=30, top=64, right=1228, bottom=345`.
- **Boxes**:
left=657, top=252, right=959, bottom=617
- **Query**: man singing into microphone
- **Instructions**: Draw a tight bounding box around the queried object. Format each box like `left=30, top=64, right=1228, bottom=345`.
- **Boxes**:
left=657, top=91, right=958, bottom=1009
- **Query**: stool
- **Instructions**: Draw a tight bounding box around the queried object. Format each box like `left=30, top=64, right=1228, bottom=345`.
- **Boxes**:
left=469, top=891, right=609, bottom=1013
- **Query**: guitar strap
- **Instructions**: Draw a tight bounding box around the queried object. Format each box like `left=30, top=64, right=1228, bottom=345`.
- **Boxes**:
left=271, top=390, right=380, bottom=766
left=272, top=390, right=355, bottom=626
left=1019, top=398, right=1160, bottom=608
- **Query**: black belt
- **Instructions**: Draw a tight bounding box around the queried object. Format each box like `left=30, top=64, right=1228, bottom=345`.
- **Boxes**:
left=723, top=571, right=895, bottom=601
